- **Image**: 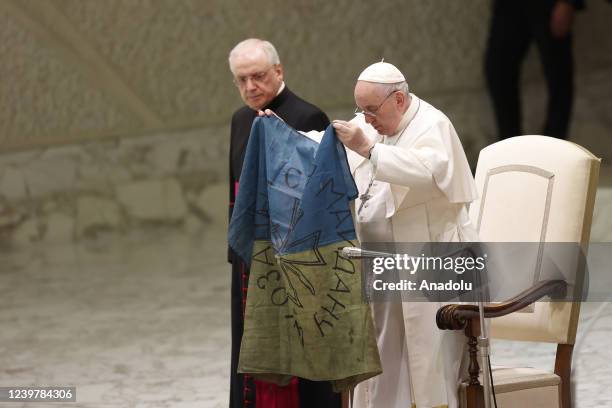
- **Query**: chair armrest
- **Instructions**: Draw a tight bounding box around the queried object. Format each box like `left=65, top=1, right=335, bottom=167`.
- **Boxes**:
left=436, top=279, right=567, bottom=330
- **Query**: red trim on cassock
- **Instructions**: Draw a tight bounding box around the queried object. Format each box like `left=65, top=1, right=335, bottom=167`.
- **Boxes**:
left=255, top=378, right=300, bottom=408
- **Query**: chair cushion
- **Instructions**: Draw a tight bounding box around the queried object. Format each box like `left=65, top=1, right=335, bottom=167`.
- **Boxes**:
left=492, top=385, right=560, bottom=408
left=491, top=366, right=560, bottom=393
left=460, top=366, right=561, bottom=408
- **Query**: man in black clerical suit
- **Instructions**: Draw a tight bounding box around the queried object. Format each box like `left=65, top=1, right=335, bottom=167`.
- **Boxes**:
left=227, top=38, right=336, bottom=408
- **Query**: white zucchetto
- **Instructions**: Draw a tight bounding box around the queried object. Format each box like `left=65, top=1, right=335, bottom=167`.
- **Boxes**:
left=357, top=61, right=406, bottom=84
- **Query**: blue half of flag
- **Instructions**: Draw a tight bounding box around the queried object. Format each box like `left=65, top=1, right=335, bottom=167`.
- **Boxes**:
left=228, top=116, right=358, bottom=264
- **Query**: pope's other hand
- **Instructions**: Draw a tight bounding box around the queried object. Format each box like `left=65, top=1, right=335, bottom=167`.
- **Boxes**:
left=332, top=120, right=373, bottom=158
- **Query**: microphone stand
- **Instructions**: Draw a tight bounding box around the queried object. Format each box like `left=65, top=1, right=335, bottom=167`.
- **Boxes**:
left=342, top=246, right=493, bottom=408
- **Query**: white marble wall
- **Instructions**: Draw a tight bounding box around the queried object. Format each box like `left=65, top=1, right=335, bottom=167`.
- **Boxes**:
left=0, top=126, right=227, bottom=246
left=1, top=1, right=611, bottom=247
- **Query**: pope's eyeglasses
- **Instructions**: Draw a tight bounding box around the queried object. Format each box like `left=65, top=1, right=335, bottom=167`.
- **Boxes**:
left=354, top=90, right=398, bottom=118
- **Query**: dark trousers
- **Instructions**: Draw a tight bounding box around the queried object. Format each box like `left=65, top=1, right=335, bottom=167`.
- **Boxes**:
left=485, top=0, right=574, bottom=140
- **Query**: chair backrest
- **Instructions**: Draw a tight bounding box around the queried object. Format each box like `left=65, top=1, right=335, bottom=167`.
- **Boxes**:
left=469, top=136, right=600, bottom=344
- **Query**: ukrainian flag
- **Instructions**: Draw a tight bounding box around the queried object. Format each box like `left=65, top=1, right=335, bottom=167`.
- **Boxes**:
left=228, top=116, right=381, bottom=392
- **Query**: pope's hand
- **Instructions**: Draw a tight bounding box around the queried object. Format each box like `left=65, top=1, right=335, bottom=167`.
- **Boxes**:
left=332, top=120, right=374, bottom=158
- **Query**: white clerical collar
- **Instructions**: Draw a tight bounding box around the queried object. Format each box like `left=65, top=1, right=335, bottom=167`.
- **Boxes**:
left=387, top=93, right=419, bottom=139
left=276, top=82, right=286, bottom=96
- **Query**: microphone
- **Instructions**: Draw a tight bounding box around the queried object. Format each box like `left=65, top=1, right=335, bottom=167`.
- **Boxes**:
left=341, top=247, right=395, bottom=259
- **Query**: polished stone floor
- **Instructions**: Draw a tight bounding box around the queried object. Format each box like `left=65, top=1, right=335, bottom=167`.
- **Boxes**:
left=0, top=222, right=231, bottom=408
left=1, top=176, right=611, bottom=408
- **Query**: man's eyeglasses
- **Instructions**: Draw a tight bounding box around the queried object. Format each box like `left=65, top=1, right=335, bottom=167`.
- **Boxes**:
left=233, top=66, right=276, bottom=88
left=354, top=90, right=398, bottom=118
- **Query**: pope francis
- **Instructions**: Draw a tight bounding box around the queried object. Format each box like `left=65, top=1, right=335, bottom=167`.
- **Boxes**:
left=261, top=61, right=478, bottom=408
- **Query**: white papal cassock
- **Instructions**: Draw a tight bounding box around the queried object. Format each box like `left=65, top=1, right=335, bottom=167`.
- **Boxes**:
left=304, top=93, right=478, bottom=408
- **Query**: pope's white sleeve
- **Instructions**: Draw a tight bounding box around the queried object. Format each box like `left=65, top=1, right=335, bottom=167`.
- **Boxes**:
left=373, top=121, right=452, bottom=190
left=299, top=130, right=324, bottom=143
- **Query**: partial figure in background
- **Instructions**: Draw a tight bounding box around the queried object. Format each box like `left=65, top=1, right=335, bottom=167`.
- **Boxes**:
left=226, top=38, right=334, bottom=408
left=485, top=0, right=584, bottom=140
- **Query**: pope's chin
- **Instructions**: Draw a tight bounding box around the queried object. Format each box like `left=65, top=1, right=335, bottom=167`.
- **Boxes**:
left=374, top=125, right=389, bottom=135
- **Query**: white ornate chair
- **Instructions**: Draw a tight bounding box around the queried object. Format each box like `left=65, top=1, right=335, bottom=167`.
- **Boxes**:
left=437, top=136, right=600, bottom=408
